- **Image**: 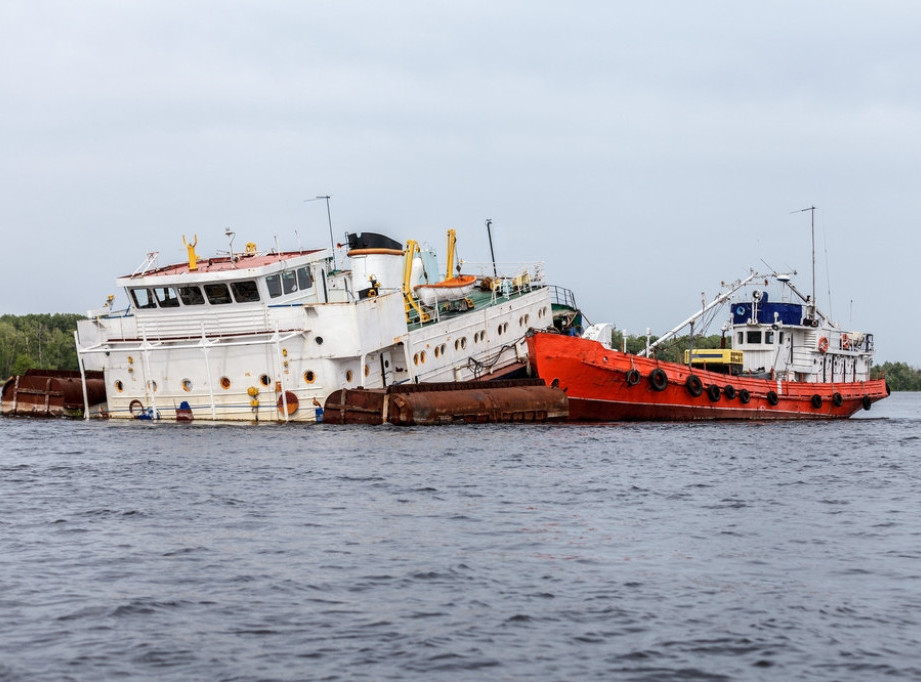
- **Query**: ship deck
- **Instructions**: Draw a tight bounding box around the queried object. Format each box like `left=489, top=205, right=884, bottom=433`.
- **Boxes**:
left=406, top=283, right=544, bottom=331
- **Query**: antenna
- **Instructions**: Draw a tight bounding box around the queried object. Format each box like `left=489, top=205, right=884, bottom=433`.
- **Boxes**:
left=306, top=195, right=336, bottom=270
left=792, top=205, right=816, bottom=317
left=225, top=227, right=236, bottom=262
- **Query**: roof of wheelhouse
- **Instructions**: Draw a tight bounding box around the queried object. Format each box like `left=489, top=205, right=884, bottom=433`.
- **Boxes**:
left=120, top=249, right=325, bottom=280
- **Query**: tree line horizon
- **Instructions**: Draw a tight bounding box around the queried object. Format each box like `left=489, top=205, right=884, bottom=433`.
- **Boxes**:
left=1, top=313, right=917, bottom=390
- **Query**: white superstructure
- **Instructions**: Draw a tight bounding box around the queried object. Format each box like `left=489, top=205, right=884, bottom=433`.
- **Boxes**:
left=76, top=232, right=554, bottom=422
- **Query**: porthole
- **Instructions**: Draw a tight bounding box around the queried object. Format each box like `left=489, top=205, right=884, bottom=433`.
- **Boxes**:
left=454, top=339, right=460, bottom=351
left=220, top=377, right=231, bottom=390
left=420, top=351, right=426, bottom=364
left=315, top=336, right=324, bottom=345
left=364, top=364, right=370, bottom=377
left=503, top=322, right=509, bottom=333
left=498, top=324, right=503, bottom=335
left=524, top=314, right=530, bottom=325
left=413, top=353, right=419, bottom=365
left=181, top=379, right=192, bottom=392
left=440, top=343, right=446, bottom=355
left=149, top=381, right=158, bottom=393
left=346, top=370, right=353, bottom=382
left=434, top=346, right=440, bottom=358
left=460, top=337, right=467, bottom=349
left=304, top=370, right=316, bottom=384
left=114, top=379, right=124, bottom=392
left=260, top=374, right=271, bottom=387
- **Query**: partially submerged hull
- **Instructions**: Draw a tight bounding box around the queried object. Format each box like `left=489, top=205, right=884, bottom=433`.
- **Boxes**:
left=2, top=369, right=107, bottom=418
left=527, top=333, right=890, bottom=421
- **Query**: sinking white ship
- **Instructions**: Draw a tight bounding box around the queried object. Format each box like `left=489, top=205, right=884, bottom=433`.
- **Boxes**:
left=75, top=229, right=560, bottom=422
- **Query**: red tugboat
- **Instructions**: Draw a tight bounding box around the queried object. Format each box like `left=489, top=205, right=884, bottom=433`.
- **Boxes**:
left=527, top=269, right=890, bottom=421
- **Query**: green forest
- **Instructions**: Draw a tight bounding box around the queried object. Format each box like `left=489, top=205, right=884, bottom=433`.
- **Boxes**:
left=1, top=315, right=919, bottom=390
left=0, top=314, right=83, bottom=378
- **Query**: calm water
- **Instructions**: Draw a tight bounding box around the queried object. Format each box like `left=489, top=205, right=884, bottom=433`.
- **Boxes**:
left=1, top=394, right=919, bottom=681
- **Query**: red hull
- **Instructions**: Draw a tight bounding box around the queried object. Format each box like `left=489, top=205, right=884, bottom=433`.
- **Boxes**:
left=527, top=333, right=890, bottom=421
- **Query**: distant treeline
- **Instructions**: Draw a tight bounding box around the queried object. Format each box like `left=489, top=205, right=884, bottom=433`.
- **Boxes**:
left=0, top=315, right=917, bottom=390
left=0, top=314, right=83, bottom=379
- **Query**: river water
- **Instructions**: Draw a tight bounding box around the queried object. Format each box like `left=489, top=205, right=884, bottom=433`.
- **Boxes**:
left=1, top=393, right=919, bottom=681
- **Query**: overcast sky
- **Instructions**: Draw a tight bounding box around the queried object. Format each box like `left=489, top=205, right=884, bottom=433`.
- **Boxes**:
left=2, top=1, right=919, bottom=363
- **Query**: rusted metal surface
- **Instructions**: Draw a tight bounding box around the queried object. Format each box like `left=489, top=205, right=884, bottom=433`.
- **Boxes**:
left=2, top=369, right=106, bottom=418
left=324, top=379, right=568, bottom=426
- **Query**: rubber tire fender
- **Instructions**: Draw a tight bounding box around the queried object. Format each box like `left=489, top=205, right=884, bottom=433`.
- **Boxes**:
left=648, top=368, right=668, bottom=392
left=685, top=374, right=703, bottom=397
left=706, top=384, right=721, bottom=402
left=766, top=390, right=779, bottom=406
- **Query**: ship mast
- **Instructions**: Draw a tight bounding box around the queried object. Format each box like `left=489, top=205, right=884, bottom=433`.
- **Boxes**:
left=794, top=205, right=817, bottom=322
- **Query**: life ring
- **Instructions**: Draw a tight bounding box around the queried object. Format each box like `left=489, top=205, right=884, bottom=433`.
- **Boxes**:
left=128, top=399, right=144, bottom=416
left=811, top=394, right=822, bottom=409
left=738, top=389, right=751, bottom=404
left=766, top=390, right=779, bottom=406
left=723, top=384, right=736, bottom=400
left=685, top=374, right=703, bottom=397
left=648, top=368, right=668, bottom=392
left=832, top=392, right=843, bottom=407
left=625, top=369, right=641, bottom=386
left=818, top=337, right=829, bottom=353
left=706, top=384, right=721, bottom=402
left=841, top=334, right=850, bottom=350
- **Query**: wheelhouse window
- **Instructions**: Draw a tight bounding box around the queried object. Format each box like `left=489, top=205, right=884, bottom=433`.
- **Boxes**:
left=765, top=330, right=774, bottom=344
left=746, top=331, right=762, bottom=344
left=231, top=280, right=261, bottom=303
left=204, top=283, right=232, bottom=305
left=266, top=274, right=282, bottom=298
left=296, top=266, right=313, bottom=290
left=266, top=267, right=313, bottom=299
left=154, top=286, right=180, bottom=308
left=282, top=271, right=297, bottom=294
left=130, top=288, right=157, bottom=309
left=178, top=286, right=205, bottom=305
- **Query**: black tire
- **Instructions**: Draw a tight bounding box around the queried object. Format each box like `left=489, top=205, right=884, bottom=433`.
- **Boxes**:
left=738, top=389, right=751, bottom=404
left=862, top=395, right=872, bottom=410
left=832, top=392, right=843, bottom=407
left=707, top=384, right=721, bottom=402
left=766, top=390, right=779, bottom=406
left=648, top=368, right=668, bottom=392
left=723, top=384, right=736, bottom=400
left=625, top=369, right=641, bottom=386
left=811, top=394, right=822, bottom=409
left=128, top=399, right=144, bottom=416
left=685, top=374, right=703, bottom=397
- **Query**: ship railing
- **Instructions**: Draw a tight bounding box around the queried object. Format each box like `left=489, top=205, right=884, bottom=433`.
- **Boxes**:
left=548, top=285, right=579, bottom=310
left=461, top=261, right=546, bottom=287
